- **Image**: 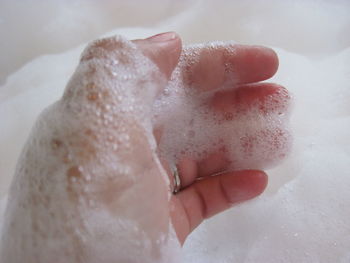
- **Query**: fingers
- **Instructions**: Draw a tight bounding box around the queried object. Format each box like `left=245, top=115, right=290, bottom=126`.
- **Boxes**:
left=184, top=44, right=279, bottom=91
left=198, top=83, right=289, bottom=176
left=176, top=158, right=198, bottom=188
left=64, top=32, right=183, bottom=125
left=197, top=152, right=229, bottom=177
left=211, top=83, right=291, bottom=118
left=175, top=170, right=268, bottom=244
left=132, top=32, right=182, bottom=79
left=176, top=83, right=290, bottom=181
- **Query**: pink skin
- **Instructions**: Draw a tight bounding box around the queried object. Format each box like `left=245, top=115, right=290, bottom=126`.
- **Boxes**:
left=134, top=32, right=289, bottom=244
left=0, top=32, right=289, bottom=263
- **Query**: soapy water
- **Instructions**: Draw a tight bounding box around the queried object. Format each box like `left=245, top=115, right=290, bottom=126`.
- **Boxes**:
left=1, top=0, right=350, bottom=262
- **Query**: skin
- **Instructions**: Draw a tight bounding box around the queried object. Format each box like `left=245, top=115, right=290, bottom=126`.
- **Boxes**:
left=133, top=32, right=288, bottom=244
left=1, top=32, right=289, bottom=263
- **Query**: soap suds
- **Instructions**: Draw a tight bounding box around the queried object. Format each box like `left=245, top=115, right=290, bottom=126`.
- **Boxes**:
left=0, top=36, right=291, bottom=262
left=0, top=36, right=181, bottom=263
left=154, top=42, right=291, bottom=171
left=1, top=1, right=350, bottom=262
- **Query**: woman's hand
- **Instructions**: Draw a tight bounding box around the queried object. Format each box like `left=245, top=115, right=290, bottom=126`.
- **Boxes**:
left=1, top=32, right=290, bottom=262
left=133, top=33, right=289, bottom=244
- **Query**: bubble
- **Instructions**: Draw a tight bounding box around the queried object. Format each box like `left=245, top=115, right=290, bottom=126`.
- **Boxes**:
left=87, top=91, right=99, bottom=101
left=0, top=35, right=180, bottom=263
left=153, top=43, right=291, bottom=171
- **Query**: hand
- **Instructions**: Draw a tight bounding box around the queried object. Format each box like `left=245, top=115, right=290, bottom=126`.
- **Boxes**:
left=1, top=32, right=290, bottom=262
left=133, top=32, right=290, bottom=244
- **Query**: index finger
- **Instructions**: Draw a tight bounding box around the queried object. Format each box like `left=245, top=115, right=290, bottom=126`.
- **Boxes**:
left=181, top=44, right=279, bottom=91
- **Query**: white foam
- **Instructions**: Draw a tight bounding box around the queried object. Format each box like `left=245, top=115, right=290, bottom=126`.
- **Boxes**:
left=0, top=36, right=181, bottom=263
left=182, top=45, right=350, bottom=263
left=1, top=1, right=350, bottom=262
left=154, top=42, right=291, bottom=171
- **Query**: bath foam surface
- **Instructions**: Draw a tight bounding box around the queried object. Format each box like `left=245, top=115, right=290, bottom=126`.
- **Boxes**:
left=0, top=36, right=292, bottom=262
left=182, top=46, right=350, bottom=263
left=1, top=1, right=350, bottom=259
left=0, top=36, right=181, bottom=263
left=154, top=42, right=291, bottom=170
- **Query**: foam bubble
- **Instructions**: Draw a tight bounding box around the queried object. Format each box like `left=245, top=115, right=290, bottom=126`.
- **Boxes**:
left=0, top=36, right=180, bottom=263
left=154, top=42, right=292, bottom=171
left=1, top=1, right=350, bottom=261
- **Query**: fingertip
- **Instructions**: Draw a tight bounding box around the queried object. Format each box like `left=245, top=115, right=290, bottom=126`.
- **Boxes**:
left=263, top=46, right=279, bottom=76
left=133, top=32, right=182, bottom=79
left=235, top=45, right=279, bottom=84
left=221, top=170, right=268, bottom=203
left=259, top=46, right=279, bottom=80
left=174, top=169, right=268, bottom=242
left=249, top=170, right=268, bottom=196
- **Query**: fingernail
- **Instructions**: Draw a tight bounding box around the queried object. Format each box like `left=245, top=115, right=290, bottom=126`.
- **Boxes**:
left=147, top=32, right=177, bottom=43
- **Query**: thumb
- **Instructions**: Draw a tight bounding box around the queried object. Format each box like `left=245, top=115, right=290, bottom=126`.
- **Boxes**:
left=132, top=32, right=182, bottom=79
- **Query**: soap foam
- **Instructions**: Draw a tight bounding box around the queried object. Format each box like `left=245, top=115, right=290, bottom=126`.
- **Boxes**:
left=0, top=38, right=292, bottom=262
left=0, top=36, right=181, bottom=263
left=1, top=1, right=350, bottom=262
left=154, top=42, right=292, bottom=171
